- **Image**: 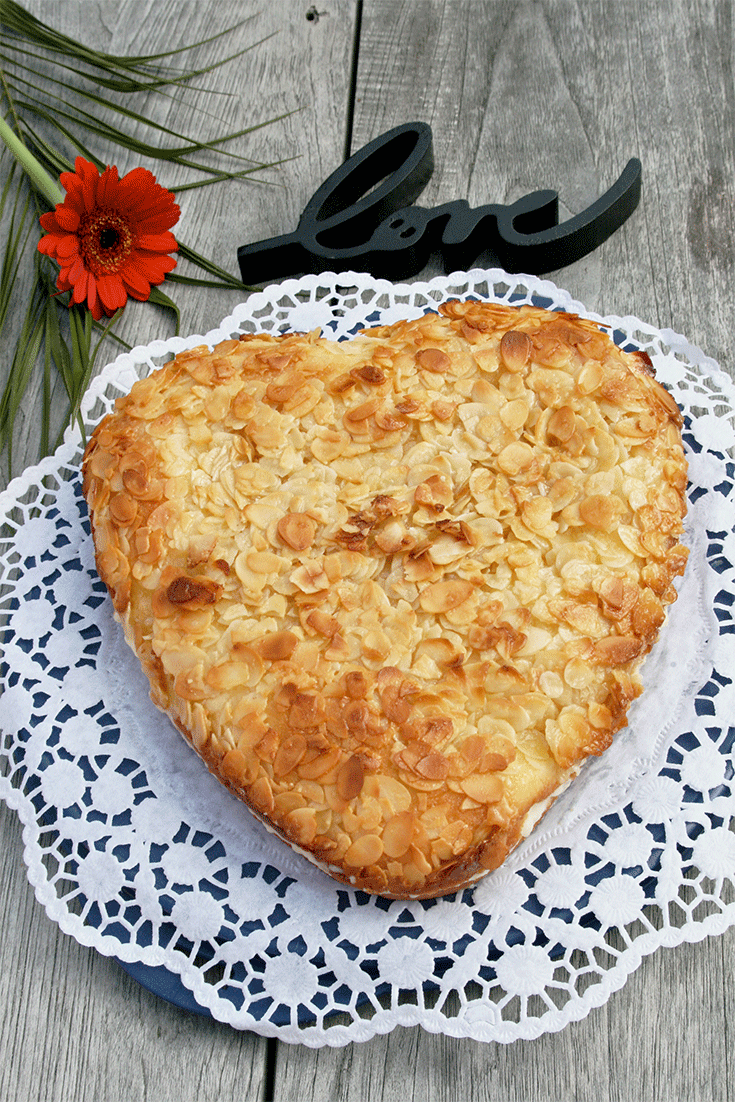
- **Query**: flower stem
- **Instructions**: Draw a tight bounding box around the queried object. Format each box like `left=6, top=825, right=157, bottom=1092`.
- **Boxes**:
left=0, top=114, right=63, bottom=207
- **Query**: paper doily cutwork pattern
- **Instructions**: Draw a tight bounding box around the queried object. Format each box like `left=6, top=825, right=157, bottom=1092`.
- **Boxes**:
left=1, top=269, right=734, bottom=1046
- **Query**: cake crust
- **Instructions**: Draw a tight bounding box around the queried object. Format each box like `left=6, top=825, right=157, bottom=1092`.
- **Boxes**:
left=82, top=301, right=688, bottom=898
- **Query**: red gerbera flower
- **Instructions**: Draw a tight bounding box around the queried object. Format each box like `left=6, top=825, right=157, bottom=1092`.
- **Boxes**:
left=38, top=156, right=180, bottom=321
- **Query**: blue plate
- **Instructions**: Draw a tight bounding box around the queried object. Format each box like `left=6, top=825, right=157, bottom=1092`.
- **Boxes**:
left=116, top=958, right=212, bottom=1017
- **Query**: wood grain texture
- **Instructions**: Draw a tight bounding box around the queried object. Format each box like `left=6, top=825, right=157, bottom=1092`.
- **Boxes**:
left=350, top=0, right=735, bottom=368
left=1, top=1, right=734, bottom=1100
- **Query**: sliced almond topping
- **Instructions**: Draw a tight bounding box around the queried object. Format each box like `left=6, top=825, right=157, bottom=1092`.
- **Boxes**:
left=284, top=806, right=318, bottom=845
left=345, top=670, right=368, bottom=699
left=87, top=296, right=688, bottom=901
left=460, top=774, right=504, bottom=804
left=578, top=494, right=618, bottom=531
left=288, top=692, right=323, bottom=729
left=415, top=750, right=449, bottom=780
left=266, top=376, right=303, bottom=404
left=109, top=493, right=138, bottom=525
left=500, top=329, right=532, bottom=372
left=591, top=635, right=644, bottom=665
left=496, top=441, right=534, bottom=476
left=374, top=409, right=407, bottom=431
left=298, top=746, right=342, bottom=779
left=344, top=833, right=384, bottom=867
left=166, top=575, right=221, bottom=608
left=273, top=733, right=307, bottom=777
left=220, top=748, right=251, bottom=787
left=303, top=611, right=336, bottom=640
left=374, top=520, right=414, bottom=555
left=419, top=578, right=473, bottom=614
left=277, top=512, right=317, bottom=551
left=344, top=397, right=383, bottom=423
left=414, top=474, right=452, bottom=510
left=547, top=405, right=576, bottom=443
left=416, top=347, right=451, bottom=373
left=258, top=630, right=299, bottom=661
left=431, top=400, right=455, bottom=421
left=248, top=775, right=274, bottom=815
left=352, top=364, right=386, bottom=385
left=290, top=562, right=329, bottom=593
left=382, top=811, right=416, bottom=858
left=336, top=755, right=365, bottom=801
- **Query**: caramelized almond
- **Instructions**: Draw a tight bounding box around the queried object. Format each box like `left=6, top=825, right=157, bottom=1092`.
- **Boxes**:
left=336, top=755, right=365, bottom=801
left=416, top=348, right=451, bottom=372
left=500, top=329, right=532, bottom=372
left=382, top=811, right=416, bottom=858
left=419, top=578, right=473, bottom=613
left=277, top=512, right=317, bottom=551
left=258, top=630, right=299, bottom=661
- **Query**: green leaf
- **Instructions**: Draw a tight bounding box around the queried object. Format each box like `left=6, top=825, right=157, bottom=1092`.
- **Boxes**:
left=147, top=286, right=180, bottom=334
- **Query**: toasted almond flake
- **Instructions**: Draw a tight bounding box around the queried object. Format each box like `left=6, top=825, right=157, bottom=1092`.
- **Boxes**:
left=344, top=397, right=383, bottom=423
left=382, top=811, right=416, bottom=858
left=344, top=833, right=384, bottom=867
left=285, top=806, right=318, bottom=845
left=419, top=578, right=473, bottom=614
left=496, top=441, right=534, bottom=476
left=416, top=348, right=451, bottom=372
left=460, top=774, right=504, bottom=804
left=547, top=405, right=576, bottom=442
left=258, top=630, right=299, bottom=661
left=277, top=512, right=317, bottom=551
left=290, top=562, right=330, bottom=593
left=336, top=755, right=365, bottom=801
left=273, top=734, right=307, bottom=777
left=298, top=747, right=342, bottom=779
left=499, top=329, right=532, bottom=372
left=579, top=494, right=619, bottom=530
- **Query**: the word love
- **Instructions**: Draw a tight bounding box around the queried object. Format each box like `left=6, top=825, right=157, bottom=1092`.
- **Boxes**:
left=237, top=122, right=642, bottom=284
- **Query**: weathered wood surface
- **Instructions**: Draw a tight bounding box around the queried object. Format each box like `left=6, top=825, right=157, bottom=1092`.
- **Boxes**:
left=1, top=2, right=734, bottom=1100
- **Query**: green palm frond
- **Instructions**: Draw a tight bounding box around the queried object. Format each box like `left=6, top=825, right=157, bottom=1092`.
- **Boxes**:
left=0, top=0, right=291, bottom=475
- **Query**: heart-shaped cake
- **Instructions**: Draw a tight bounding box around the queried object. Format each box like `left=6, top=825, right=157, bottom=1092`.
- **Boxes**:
left=82, top=299, right=688, bottom=898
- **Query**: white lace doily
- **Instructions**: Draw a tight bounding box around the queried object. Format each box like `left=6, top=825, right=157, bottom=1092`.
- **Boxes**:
left=1, top=269, right=734, bottom=1046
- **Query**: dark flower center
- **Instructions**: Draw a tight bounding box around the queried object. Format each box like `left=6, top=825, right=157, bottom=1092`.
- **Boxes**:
left=78, top=209, right=134, bottom=275
left=99, top=227, right=120, bottom=250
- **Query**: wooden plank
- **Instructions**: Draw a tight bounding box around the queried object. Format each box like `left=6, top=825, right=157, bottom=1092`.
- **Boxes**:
left=0, top=2, right=357, bottom=1099
left=274, top=0, right=735, bottom=1097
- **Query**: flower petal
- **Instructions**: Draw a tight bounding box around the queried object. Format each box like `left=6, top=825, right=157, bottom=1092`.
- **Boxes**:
left=116, top=166, right=156, bottom=207
left=37, top=233, right=61, bottom=257
left=95, top=273, right=128, bottom=314
left=55, top=236, right=82, bottom=260
left=135, top=232, right=179, bottom=253
left=120, top=265, right=151, bottom=297
left=86, top=277, right=103, bottom=320
left=72, top=157, right=99, bottom=212
left=67, top=256, right=86, bottom=285
left=54, top=205, right=81, bottom=232
left=127, top=253, right=177, bottom=286
left=71, top=269, right=89, bottom=304
left=39, top=210, right=62, bottom=233
left=96, top=164, right=119, bottom=206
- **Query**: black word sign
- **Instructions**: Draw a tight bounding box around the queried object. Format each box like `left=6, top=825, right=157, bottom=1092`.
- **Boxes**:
left=237, top=122, right=642, bottom=284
